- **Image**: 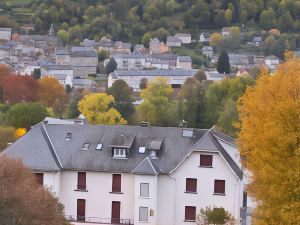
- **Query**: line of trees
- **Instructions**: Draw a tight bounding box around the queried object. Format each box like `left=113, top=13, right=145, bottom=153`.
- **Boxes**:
left=2, top=0, right=298, bottom=45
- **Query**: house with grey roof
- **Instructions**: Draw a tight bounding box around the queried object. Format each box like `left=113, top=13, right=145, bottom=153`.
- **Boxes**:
left=202, top=46, right=214, bottom=58
left=108, top=69, right=198, bottom=91
left=175, top=33, right=192, bottom=44
left=0, top=44, right=11, bottom=60
left=0, top=27, right=12, bottom=41
left=265, top=55, right=280, bottom=71
left=41, top=64, right=73, bottom=87
left=2, top=123, right=250, bottom=225
left=70, top=50, right=98, bottom=78
left=199, top=32, right=211, bottom=43
left=166, top=36, right=182, bottom=47
left=176, top=56, right=192, bottom=69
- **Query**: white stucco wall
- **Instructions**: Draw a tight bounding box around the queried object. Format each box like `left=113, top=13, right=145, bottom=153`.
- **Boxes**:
left=134, top=175, right=158, bottom=225
left=43, top=171, right=61, bottom=198
left=59, top=171, right=135, bottom=222
left=171, top=151, right=242, bottom=225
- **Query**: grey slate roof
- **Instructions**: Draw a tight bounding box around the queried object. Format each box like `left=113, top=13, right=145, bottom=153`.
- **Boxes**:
left=177, top=56, right=192, bottom=62
left=70, top=51, right=97, bottom=58
left=167, top=36, right=181, bottom=43
left=132, top=157, right=160, bottom=175
left=42, top=64, right=73, bottom=71
left=113, top=69, right=198, bottom=77
left=55, top=47, right=70, bottom=55
left=2, top=124, right=243, bottom=179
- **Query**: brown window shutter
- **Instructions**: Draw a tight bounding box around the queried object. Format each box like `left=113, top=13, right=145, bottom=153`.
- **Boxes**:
left=185, top=206, right=196, bottom=220
left=214, top=180, right=225, bottom=194
left=78, top=172, right=86, bottom=190
left=200, top=155, right=213, bottom=166
left=35, top=173, right=44, bottom=185
left=186, top=178, right=197, bottom=192
left=112, top=174, right=121, bottom=192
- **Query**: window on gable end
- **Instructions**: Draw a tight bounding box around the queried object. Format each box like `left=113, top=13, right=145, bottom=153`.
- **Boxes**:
left=96, top=143, right=103, bottom=151
left=65, top=133, right=72, bottom=142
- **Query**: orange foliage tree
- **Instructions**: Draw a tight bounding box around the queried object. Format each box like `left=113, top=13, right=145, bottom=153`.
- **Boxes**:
left=238, top=59, right=300, bottom=225
left=38, top=77, right=69, bottom=115
left=3, top=75, right=39, bottom=104
left=0, top=156, right=68, bottom=225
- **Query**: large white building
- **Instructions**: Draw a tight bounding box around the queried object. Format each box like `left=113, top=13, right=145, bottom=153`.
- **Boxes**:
left=3, top=123, right=252, bottom=225
left=108, top=69, right=198, bottom=91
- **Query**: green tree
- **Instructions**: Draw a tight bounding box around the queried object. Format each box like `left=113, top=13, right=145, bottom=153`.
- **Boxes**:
left=77, top=93, right=127, bottom=125
left=136, top=77, right=177, bottom=126
left=6, top=103, right=48, bottom=129
left=106, top=58, right=118, bottom=74
left=151, top=28, right=170, bottom=43
left=141, top=32, right=151, bottom=48
left=32, top=68, right=41, bottom=80
left=98, top=50, right=110, bottom=62
left=225, top=9, right=232, bottom=25
left=259, top=8, right=277, bottom=30
left=205, top=76, right=254, bottom=135
left=0, top=127, right=16, bottom=151
left=210, top=33, right=224, bottom=51
left=214, top=10, right=226, bottom=27
left=278, top=11, right=294, bottom=31
left=179, top=77, right=207, bottom=128
left=107, top=80, right=135, bottom=121
left=217, top=51, right=230, bottom=74
left=57, top=29, right=69, bottom=44
left=196, top=206, right=236, bottom=225
left=165, top=0, right=176, bottom=15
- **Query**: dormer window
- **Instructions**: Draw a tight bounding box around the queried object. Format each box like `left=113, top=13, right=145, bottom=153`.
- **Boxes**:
left=113, top=148, right=127, bottom=158
left=96, top=143, right=103, bottom=150
left=139, top=147, right=146, bottom=154
left=82, top=143, right=90, bottom=151
left=65, top=133, right=72, bottom=142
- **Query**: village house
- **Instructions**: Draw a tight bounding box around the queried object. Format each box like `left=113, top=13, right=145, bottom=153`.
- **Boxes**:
left=202, top=46, right=214, bottom=59
left=3, top=123, right=248, bottom=225
left=0, top=27, right=12, bottom=41
left=199, top=32, right=211, bottom=43
left=0, top=44, right=11, bottom=60
left=133, top=44, right=148, bottom=54
left=108, top=69, right=198, bottom=91
left=176, top=56, right=192, bottom=70
left=114, top=41, right=131, bottom=54
left=175, top=33, right=192, bottom=44
left=41, top=64, right=73, bottom=87
left=109, top=53, right=177, bottom=71
left=166, top=36, right=182, bottom=47
left=221, top=27, right=231, bottom=37
left=95, top=38, right=115, bottom=53
left=265, top=55, right=280, bottom=71
left=55, top=47, right=71, bottom=65
left=70, top=50, right=98, bottom=78
left=73, top=78, right=95, bottom=90
left=149, top=38, right=169, bottom=54
left=251, top=37, right=262, bottom=47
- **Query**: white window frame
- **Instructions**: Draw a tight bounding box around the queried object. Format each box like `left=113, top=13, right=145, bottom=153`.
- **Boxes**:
left=139, top=207, right=148, bottom=222
left=113, top=148, right=127, bottom=158
left=140, top=183, right=149, bottom=197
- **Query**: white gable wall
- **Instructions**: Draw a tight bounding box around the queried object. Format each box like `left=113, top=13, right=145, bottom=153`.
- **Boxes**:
left=171, top=151, right=242, bottom=224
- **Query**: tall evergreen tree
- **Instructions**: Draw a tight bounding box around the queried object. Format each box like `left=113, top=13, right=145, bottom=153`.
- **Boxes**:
left=217, top=50, right=230, bottom=74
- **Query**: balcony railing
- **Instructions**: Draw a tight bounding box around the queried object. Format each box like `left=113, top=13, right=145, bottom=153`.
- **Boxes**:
left=66, top=215, right=134, bottom=224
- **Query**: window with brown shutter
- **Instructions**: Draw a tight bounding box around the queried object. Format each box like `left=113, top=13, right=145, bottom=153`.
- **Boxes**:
left=112, top=174, right=121, bottom=193
left=35, top=173, right=43, bottom=185
left=200, top=154, right=213, bottom=167
left=185, top=178, right=197, bottom=193
left=185, top=206, right=196, bottom=221
left=77, top=172, right=86, bottom=190
left=214, top=179, right=225, bottom=194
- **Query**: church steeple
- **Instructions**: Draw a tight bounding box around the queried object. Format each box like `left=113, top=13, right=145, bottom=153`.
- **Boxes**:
left=49, top=24, right=55, bottom=36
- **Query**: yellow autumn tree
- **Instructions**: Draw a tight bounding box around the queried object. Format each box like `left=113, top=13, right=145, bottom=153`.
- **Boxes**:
left=238, top=58, right=300, bottom=225
left=15, top=128, right=27, bottom=138
left=136, top=77, right=177, bottom=126
left=77, top=93, right=127, bottom=125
